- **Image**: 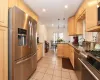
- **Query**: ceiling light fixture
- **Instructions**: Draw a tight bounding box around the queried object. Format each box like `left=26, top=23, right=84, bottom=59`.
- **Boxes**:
left=42, top=9, right=46, bottom=12
left=52, top=24, right=54, bottom=26
left=58, top=19, right=60, bottom=29
left=65, top=5, right=68, bottom=8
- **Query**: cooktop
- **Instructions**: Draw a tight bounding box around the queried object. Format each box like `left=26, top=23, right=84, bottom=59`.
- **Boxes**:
left=85, top=50, right=100, bottom=59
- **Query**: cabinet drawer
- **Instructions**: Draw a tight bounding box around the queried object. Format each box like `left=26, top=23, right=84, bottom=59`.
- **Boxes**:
left=0, top=0, right=8, bottom=27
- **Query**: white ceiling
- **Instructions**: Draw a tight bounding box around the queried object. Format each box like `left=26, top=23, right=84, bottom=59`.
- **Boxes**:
left=24, top=0, right=83, bottom=27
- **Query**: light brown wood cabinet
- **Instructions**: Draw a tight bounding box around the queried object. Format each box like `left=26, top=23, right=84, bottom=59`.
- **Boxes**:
left=57, top=44, right=75, bottom=68
left=68, top=0, right=89, bottom=36
left=57, top=44, right=64, bottom=57
left=63, top=44, right=70, bottom=58
left=68, top=16, right=76, bottom=36
left=0, top=0, right=8, bottom=27
left=8, top=0, right=38, bottom=22
left=0, top=27, right=8, bottom=80
left=76, top=0, right=87, bottom=20
left=76, top=19, right=83, bottom=35
left=68, top=16, right=83, bottom=36
left=37, top=43, right=43, bottom=61
left=86, top=0, right=100, bottom=31
left=69, top=46, right=74, bottom=68
left=0, top=0, right=8, bottom=80
left=57, top=44, right=69, bottom=58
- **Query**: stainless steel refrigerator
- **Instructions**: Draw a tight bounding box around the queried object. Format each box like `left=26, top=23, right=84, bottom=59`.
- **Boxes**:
left=8, top=6, right=37, bottom=80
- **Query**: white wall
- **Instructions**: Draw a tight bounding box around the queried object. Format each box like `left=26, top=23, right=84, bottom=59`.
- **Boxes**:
left=37, top=24, right=47, bottom=43
left=37, top=23, right=48, bottom=56
left=47, top=27, right=70, bottom=43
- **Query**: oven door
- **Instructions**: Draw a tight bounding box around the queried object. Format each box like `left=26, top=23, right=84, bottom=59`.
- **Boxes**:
left=78, top=58, right=99, bottom=80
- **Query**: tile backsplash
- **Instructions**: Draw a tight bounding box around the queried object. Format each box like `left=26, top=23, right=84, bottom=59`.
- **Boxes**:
left=97, top=32, right=100, bottom=42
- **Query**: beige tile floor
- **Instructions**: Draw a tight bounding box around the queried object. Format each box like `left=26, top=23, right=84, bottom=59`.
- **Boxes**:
left=29, top=50, right=78, bottom=80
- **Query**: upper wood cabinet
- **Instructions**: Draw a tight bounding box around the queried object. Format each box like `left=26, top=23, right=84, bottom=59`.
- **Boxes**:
left=86, top=0, right=100, bottom=31
left=68, top=1, right=87, bottom=36
left=76, top=0, right=87, bottom=20
left=0, top=27, right=8, bottom=80
left=68, top=16, right=76, bottom=36
left=0, top=0, right=8, bottom=27
left=75, top=19, right=83, bottom=35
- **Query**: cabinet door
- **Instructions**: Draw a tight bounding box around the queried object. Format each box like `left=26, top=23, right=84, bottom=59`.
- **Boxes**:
left=0, top=27, right=8, bottom=80
left=63, top=44, right=69, bottom=58
left=86, top=0, right=98, bottom=30
left=68, top=16, right=75, bottom=36
left=39, top=44, right=43, bottom=60
left=37, top=45, right=41, bottom=61
left=69, top=46, right=74, bottom=68
left=37, top=49, right=40, bottom=61
left=57, top=44, right=64, bottom=57
left=0, top=0, right=8, bottom=27
left=37, top=44, right=43, bottom=61
left=76, top=20, right=83, bottom=35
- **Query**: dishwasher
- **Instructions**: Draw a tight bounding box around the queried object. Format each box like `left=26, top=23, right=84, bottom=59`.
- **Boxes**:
left=74, top=49, right=82, bottom=80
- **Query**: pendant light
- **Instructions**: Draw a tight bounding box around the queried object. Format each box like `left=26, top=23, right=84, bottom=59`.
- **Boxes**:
left=58, top=19, right=60, bottom=29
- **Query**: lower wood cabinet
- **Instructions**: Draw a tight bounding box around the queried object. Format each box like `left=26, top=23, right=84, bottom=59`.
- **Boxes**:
left=69, top=46, right=74, bottom=68
left=0, top=26, right=8, bottom=80
left=57, top=43, right=74, bottom=68
left=37, top=43, right=43, bottom=61
left=57, top=44, right=64, bottom=57
left=57, top=44, right=69, bottom=58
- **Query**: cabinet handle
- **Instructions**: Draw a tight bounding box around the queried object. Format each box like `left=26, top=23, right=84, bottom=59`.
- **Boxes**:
left=78, top=58, right=99, bottom=80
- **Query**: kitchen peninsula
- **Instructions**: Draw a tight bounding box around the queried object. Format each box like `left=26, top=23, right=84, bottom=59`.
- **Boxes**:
left=57, top=43, right=100, bottom=80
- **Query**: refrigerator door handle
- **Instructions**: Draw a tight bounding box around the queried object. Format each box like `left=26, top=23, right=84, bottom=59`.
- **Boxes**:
left=16, top=53, right=36, bottom=65
left=33, top=53, right=36, bottom=56
left=16, top=56, right=31, bottom=65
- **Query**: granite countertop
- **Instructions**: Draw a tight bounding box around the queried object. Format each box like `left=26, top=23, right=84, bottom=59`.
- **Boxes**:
left=67, top=43, right=100, bottom=62
left=37, top=43, right=43, bottom=45
left=57, top=42, right=100, bottom=62
left=57, top=42, right=68, bottom=44
left=67, top=43, right=100, bottom=79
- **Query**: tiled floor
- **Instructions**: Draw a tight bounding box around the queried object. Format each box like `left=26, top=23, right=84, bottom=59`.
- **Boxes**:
left=29, top=50, right=78, bottom=80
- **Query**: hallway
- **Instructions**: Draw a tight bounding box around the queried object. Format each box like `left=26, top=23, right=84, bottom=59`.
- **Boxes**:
left=29, top=50, right=78, bottom=80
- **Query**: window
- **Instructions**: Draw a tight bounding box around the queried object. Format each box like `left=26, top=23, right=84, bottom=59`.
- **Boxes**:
left=58, top=33, right=63, bottom=39
left=53, top=32, right=64, bottom=42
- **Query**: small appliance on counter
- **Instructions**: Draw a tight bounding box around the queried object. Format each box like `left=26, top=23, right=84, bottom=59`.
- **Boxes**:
left=45, top=41, right=49, bottom=53
left=72, top=36, right=79, bottom=46
left=95, top=44, right=100, bottom=51
left=37, top=37, right=39, bottom=44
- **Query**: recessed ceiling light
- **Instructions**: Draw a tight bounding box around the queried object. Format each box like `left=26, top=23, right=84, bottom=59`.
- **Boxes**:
left=65, top=5, right=68, bottom=8
left=97, top=5, right=99, bottom=8
left=42, top=9, right=46, bottom=12
left=52, top=24, right=54, bottom=26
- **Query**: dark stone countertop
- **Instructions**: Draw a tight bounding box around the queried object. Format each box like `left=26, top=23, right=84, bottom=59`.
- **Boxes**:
left=67, top=43, right=100, bottom=80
